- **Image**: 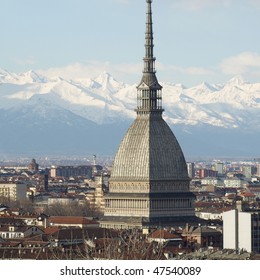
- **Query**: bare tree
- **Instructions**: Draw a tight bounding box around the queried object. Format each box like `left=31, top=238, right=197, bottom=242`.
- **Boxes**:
left=43, top=200, right=103, bottom=218
left=0, top=196, right=34, bottom=213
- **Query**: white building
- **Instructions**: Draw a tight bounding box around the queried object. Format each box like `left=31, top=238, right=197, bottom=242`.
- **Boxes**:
left=201, top=177, right=219, bottom=186
left=0, top=183, right=27, bottom=201
left=223, top=209, right=260, bottom=253
left=242, top=166, right=252, bottom=178
left=196, top=209, right=224, bottom=221
left=223, top=178, right=243, bottom=188
left=214, top=162, right=225, bottom=175
left=257, top=163, right=260, bottom=176
left=187, top=162, right=195, bottom=179
left=0, top=225, right=43, bottom=239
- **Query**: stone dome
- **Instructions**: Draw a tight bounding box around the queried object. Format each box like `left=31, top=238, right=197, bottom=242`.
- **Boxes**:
left=110, top=114, right=189, bottom=182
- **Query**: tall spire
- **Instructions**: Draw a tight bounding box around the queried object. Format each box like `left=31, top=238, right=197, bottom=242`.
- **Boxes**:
left=144, top=0, right=155, bottom=73
left=136, top=0, right=163, bottom=115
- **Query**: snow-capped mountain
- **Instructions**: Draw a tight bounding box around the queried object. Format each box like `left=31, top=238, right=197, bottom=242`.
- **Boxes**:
left=0, top=70, right=134, bottom=124
left=0, top=68, right=259, bottom=157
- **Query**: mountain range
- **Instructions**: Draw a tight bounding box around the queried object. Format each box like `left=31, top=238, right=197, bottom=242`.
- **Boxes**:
left=0, top=68, right=259, bottom=158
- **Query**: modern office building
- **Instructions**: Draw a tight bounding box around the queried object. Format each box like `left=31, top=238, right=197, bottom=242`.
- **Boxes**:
left=187, top=162, right=195, bottom=179
left=223, top=209, right=260, bottom=253
left=214, top=162, right=225, bottom=176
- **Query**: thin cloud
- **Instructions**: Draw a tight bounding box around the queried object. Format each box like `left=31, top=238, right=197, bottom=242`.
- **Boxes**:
left=248, top=0, right=260, bottom=9
left=157, top=62, right=214, bottom=76
left=38, top=61, right=142, bottom=84
left=37, top=54, right=260, bottom=87
left=220, top=52, right=260, bottom=76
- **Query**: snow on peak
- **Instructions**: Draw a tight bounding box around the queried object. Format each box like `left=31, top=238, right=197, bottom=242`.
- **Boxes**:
left=94, top=72, right=124, bottom=93
left=0, top=69, right=49, bottom=84
left=226, top=75, right=246, bottom=86
left=0, top=68, right=19, bottom=83
left=19, top=70, right=48, bottom=84
left=196, top=81, right=220, bottom=92
left=95, top=71, right=112, bottom=81
left=75, top=77, right=100, bottom=89
left=0, top=68, right=11, bottom=76
left=0, top=69, right=259, bottom=129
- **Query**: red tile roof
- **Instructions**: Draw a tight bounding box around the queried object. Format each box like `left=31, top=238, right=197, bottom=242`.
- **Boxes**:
left=240, top=192, right=255, bottom=197
left=148, top=229, right=182, bottom=240
left=44, top=227, right=60, bottom=235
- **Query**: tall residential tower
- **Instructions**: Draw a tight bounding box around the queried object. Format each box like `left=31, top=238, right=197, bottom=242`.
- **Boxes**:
left=101, top=0, right=195, bottom=229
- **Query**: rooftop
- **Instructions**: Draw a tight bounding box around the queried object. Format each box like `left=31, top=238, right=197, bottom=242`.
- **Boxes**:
left=111, top=115, right=189, bottom=182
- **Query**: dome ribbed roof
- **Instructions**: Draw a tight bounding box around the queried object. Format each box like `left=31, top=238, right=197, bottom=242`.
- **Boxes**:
left=110, top=114, right=189, bottom=181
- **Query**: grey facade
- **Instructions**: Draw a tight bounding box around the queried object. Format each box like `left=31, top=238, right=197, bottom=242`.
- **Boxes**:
left=101, top=0, right=195, bottom=229
left=50, top=165, right=92, bottom=178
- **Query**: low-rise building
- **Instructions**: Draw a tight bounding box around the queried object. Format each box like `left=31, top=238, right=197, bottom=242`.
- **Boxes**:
left=247, top=186, right=260, bottom=199
left=196, top=208, right=226, bottom=221
left=147, top=229, right=182, bottom=245
left=182, top=224, right=222, bottom=249
left=239, top=192, right=256, bottom=203
left=0, top=225, right=43, bottom=239
left=201, top=177, right=219, bottom=186
left=48, top=216, right=99, bottom=228
left=223, top=178, right=243, bottom=188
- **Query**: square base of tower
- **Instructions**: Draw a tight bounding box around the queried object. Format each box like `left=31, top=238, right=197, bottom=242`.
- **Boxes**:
left=99, top=215, right=205, bottom=230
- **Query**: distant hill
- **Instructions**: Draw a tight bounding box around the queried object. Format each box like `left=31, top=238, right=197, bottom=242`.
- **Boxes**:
left=0, top=68, right=259, bottom=157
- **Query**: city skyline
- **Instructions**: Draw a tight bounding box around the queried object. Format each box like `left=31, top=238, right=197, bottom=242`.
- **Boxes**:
left=0, top=0, right=260, bottom=265
left=1, top=0, right=260, bottom=87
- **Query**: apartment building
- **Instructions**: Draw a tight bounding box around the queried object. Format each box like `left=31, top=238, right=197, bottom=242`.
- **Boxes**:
left=0, top=183, right=27, bottom=201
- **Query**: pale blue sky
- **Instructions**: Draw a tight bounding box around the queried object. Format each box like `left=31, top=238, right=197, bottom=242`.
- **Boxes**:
left=1, top=0, right=260, bottom=86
